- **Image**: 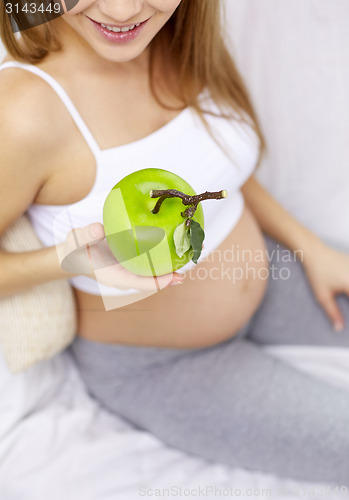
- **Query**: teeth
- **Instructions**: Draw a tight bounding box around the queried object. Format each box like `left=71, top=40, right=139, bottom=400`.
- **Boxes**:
left=100, top=22, right=140, bottom=33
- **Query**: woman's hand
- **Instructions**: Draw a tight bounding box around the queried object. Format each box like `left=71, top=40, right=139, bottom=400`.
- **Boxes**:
left=302, top=242, right=349, bottom=331
left=57, top=222, right=184, bottom=291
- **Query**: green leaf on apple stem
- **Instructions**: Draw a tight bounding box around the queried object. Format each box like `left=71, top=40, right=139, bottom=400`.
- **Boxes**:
left=173, top=221, right=191, bottom=258
left=189, top=220, right=205, bottom=264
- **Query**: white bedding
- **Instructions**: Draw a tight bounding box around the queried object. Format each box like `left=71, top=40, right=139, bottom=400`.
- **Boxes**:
left=1, top=346, right=349, bottom=500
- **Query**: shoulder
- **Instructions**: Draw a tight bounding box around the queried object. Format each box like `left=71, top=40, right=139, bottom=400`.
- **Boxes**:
left=0, top=62, right=67, bottom=229
left=0, top=61, right=66, bottom=151
left=0, top=60, right=68, bottom=188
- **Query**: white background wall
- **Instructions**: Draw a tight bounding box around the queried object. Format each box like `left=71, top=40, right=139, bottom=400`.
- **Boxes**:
left=224, top=0, right=349, bottom=251
left=1, top=0, right=349, bottom=250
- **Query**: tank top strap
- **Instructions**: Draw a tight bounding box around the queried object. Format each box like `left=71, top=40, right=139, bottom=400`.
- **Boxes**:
left=0, top=61, right=101, bottom=159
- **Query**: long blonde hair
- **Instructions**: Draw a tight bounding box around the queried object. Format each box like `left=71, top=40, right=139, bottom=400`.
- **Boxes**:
left=0, top=0, right=265, bottom=161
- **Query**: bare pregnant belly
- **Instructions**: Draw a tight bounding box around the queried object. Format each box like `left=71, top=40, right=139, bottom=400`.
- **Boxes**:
left=75, top=205, right=269, bottom=348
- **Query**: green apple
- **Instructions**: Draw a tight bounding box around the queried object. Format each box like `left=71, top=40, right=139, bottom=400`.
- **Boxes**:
left=103, top=168, right=205, bottom=277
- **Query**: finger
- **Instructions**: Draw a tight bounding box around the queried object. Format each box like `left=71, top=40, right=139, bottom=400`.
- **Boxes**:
left=158, top=272, right=184, bottom=289
left=90, top=223, right=105, bottom=241
left=95, top=266, right=184, bottom=292
left=317, top=291, right=344, bottom=332
left=67, top=223, right=105, bottom=251
left=123, top=271, right=183, bottom=292
left=88, top=238, right=118, bottom=270
left=61, top=224, right=105, bottom=274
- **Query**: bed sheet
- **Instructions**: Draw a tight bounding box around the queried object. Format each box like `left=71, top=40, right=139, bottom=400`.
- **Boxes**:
left=0, top=345, right=349, bottom=500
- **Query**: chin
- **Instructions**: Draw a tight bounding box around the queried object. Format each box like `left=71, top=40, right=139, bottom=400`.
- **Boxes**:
left=62, top=15, right=153, bottom=66
left=93, top=44, right=149, bottom=65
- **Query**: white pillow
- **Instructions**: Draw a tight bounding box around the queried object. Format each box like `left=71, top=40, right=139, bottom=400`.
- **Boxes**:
left=0, top=214, right=77, bottom=374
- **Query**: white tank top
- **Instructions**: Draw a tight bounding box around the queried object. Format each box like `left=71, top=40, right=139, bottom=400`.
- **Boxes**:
left=0, top=61, right=260, bottom=297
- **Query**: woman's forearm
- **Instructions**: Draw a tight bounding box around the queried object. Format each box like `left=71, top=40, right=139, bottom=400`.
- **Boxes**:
left=0, top=246, right=76, bottom=297
left=241, top=175, right=323, bottom=258
left=242, top=175, right=349, bottom=330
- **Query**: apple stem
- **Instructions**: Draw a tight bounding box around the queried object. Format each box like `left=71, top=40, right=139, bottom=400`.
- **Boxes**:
left=150, top=189, right=227, bottom=220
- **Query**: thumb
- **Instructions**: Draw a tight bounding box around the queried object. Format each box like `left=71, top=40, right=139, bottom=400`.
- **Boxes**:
left=318, top=292, right=344, bottom=332
left=61, top=223, right=105, bottom=274
left=89, top=223, right=105, bottom=242
left=67, top=223, right=105, bottom=250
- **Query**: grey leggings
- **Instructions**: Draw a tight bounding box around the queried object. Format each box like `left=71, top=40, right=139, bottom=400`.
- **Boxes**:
left=68, top=236, right=349, bottom=485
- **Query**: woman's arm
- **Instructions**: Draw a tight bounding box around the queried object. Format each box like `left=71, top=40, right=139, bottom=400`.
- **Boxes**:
left=0, top=80, right=70, bottom=296
left=0, top=247, right=76, bottom=297
left=241, top=176, right=322, bottom=256
left=242, top=175, right=349, bottom=331
left=0, top=79, right=181, bottom=298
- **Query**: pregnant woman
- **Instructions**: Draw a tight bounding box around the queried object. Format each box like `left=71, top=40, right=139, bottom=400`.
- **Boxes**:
left=1, top=0, right=349, bottom=484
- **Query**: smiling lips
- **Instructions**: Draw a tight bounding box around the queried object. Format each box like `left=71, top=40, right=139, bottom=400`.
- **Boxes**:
left=87, top=16, right=149, bottom=42
left=99, top=22, right=141, bottom=33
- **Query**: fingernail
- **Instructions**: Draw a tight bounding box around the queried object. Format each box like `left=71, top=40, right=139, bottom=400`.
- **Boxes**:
left=334, top=322, right=344, bottom=332
left=170, top=280, right=183, bottom=286
left=170, top=276, right=184, bottom=286
left=91, top=224, right=98, bottom=237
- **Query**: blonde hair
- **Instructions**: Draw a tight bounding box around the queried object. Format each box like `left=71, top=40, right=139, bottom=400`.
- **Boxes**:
left=0, top=0, right=265, bottom=162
